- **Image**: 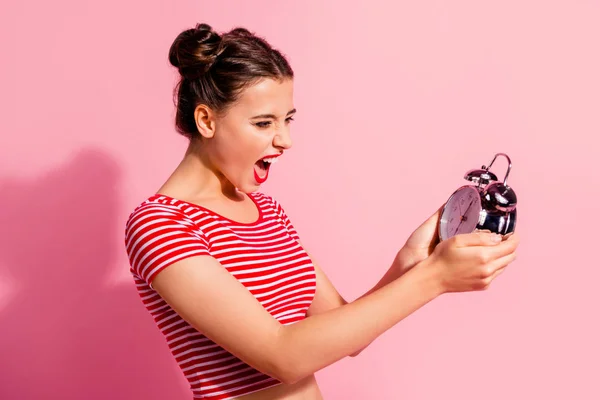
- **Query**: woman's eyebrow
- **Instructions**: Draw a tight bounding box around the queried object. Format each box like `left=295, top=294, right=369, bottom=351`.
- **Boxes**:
left=251, top=108, right=297, bottom=119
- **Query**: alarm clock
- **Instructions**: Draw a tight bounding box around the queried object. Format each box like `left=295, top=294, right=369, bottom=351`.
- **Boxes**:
left=439, top=153, right=517, bottom=241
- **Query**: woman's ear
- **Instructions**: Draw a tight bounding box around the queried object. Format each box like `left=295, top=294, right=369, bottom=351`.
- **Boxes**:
left=194, top=104, right=216, bottom=139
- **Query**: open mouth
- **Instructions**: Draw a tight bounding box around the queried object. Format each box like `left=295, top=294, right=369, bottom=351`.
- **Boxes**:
left=253, top=155, right=280, bottom=184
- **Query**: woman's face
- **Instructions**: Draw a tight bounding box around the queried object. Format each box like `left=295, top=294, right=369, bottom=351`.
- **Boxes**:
left=202, top=77, right=295, bottom=193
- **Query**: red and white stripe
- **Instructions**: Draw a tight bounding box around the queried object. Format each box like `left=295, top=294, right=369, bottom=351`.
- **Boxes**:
left=124, top=192, right=316, bottom=399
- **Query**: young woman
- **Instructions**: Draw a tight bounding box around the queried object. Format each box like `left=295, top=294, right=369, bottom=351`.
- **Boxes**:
left=124, top=23, right=520, bottom=400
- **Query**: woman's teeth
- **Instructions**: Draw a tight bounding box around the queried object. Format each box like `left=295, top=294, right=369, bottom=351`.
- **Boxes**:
left=262, top=157, right=279, bottom=164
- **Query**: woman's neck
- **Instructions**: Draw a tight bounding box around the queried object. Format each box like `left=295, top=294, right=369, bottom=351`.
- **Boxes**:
left=157, top=141, right=239, bottom=202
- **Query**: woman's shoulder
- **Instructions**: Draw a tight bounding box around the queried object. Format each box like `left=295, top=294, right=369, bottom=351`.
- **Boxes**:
left=250, top=191, right=296, bottom=223
left=248, top=190, right=271, bottom=200
left=250, top=191, right=289, bottom=216
left=124, top=194, right=196, bottom=234
left=127, top=193, right=184, bottom=216
left=249, top=191, right=282, bottom=207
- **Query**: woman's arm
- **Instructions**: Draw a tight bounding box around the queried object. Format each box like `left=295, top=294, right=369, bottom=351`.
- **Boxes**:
left=306, top=247, right=418, bottom=357
left=275, top=260, right=442, bottom=382
left=152, top=253, right=443, bottom=385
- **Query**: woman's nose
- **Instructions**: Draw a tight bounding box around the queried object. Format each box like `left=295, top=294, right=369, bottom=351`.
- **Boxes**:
left=273, top=127, right=292, bottom=150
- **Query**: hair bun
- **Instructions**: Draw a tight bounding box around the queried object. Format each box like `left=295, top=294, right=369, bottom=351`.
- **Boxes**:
left=168, top=23, right=223, bottom=79
left=229, top=27, right=253, bottom=37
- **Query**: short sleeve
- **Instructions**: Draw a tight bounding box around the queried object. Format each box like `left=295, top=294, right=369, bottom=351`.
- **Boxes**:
left=124, top=203, right=211, bottom=287
left=268, top=196, right=301, bottom=241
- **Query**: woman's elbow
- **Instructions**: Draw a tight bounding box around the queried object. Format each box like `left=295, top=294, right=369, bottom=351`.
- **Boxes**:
left=270, top=356, right=309, bottom=385
left=272, top=363, right=303, bottom=385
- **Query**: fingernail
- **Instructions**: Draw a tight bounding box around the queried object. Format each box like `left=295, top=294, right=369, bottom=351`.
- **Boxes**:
left=492, top=234, right=502, bottom=242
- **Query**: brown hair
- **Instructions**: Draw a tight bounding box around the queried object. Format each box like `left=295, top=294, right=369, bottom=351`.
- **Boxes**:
left=168, top=23, right=294, bottom=139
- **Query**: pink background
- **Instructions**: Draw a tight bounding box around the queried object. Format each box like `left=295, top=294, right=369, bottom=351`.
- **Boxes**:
left=1, top=1, right=599, bottom=399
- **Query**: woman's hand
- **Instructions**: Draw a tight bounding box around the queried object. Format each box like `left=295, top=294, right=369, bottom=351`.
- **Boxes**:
left=426, top=230, right=520, bottom=293
left=393, top=204, right=444, bottom=275
left=390, top=202, right=516, bottom=286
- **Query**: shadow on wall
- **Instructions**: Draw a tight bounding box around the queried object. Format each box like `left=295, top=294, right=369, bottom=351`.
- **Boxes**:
left=0, top=148, right=189, bottom=400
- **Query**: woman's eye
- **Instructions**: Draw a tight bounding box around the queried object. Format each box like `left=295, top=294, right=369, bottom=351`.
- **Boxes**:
left=255, top=117, right=294, bottom=128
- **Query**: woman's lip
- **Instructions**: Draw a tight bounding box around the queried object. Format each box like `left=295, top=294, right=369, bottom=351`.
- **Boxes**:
left=259, top=153, right=282, bottom=161
left=254, top=166, right=268, bottom=183
left=254, top=153, right=280, bottom=184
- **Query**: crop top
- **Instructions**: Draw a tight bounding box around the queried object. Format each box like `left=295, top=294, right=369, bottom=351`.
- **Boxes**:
left=124, top=191, right=317, bottom=399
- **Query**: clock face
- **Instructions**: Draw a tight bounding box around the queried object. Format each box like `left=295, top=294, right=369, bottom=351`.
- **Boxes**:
left=439, top=186, right=482, bottom=241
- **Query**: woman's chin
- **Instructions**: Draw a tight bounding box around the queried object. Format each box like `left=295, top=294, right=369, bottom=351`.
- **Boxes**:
left=230, top=170, right=265, bottom=193
left=234, top=181, right=260, bottom=194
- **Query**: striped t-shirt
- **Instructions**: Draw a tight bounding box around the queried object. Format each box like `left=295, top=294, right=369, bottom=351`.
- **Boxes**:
left=124, top=191, right=317, bottom=399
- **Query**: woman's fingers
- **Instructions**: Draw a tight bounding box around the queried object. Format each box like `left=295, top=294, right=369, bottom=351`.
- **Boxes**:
left=484, top=231, right=520, bottom=260
left=453, top=231, right=504, bottom=248
left=482, top=252, right=517, bottom=286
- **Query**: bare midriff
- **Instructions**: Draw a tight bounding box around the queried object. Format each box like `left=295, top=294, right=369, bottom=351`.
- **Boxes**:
left=233, top=375, right=323, bottom=400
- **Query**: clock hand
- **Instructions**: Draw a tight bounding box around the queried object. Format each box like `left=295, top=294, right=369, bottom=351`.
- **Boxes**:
left=463, top=199, right=474, bottom=216
left=453, top=217, right=462, bottom=236
left=454, top=199, right=474, bottom=236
